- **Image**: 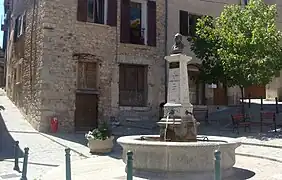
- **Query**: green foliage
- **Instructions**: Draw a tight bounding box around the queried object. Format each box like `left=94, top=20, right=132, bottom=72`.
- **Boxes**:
left=190, top=0, right=282, bottom=88
left=85, top=121, right=111, bottom=141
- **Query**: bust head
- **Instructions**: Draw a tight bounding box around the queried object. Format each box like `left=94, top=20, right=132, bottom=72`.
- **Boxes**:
left=171, top=33, right=184, bottom=54
left=174, top=33, right=182, bottom=44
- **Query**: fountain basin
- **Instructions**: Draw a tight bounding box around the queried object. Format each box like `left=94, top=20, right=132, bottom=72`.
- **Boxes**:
left=117, top=135, right=241, bottom=178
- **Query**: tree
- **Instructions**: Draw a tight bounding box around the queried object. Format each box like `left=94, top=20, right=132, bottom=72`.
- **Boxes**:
left=190, top=0, right=282, bottom=103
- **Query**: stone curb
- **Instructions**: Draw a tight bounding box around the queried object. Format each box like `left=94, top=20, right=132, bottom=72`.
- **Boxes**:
left=241, top=142, right=282, bottom=149
left=236, top=152, right=282, bottom=163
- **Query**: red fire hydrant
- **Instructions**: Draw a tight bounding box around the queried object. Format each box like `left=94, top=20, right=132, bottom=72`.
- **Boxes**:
left=50, top=117, right=58, bottom=133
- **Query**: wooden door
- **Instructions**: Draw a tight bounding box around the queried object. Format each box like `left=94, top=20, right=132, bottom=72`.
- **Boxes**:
left=213, top=88, right=228, bottom=105
left=75, top=93, right=98, bottom=131
left=244, top=85, right=266, bottom=99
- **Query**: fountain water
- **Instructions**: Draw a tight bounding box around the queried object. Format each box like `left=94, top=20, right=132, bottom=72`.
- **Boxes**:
left=164, top=115, right=170, bottom=141
left=117, top=34, right=241, bottom=180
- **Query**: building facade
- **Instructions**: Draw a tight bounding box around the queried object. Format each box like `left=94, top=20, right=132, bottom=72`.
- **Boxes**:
left=167, top=0, right=282, bottom=105
left=4, top=0, right=166, bottom=132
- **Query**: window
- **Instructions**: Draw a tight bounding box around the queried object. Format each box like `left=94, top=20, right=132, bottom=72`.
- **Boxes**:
left=120, top=0, right=156, bottom=46
left=130, top=2, right=144, bottom=45
left=119, top=64, right=147, bottom=106
left=87, top=0, right=107, bottom=24
left=243, top=0, right=248, bottom=5
left=77, top=0, right=118, bottom=26
left=14, top=13, right=25, bottom=40
left=77, top=61, right=98, bottom=90
left=16, top=64, right=22, bottom=84
left=179, top=10, right=202, bottom=37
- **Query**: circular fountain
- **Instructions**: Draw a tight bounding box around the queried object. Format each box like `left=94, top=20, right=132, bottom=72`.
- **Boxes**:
left=117, top=135, right=240, bottom=179
left=117, top=34, right=241, bottom=180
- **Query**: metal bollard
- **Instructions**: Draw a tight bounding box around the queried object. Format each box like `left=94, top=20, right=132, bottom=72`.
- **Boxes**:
left=126, top=151, right=133, bottom=180
left=13, top=141, right=20, bottom=171
left=65, top=148, right=71, bottom=180
left=275, top=97, right=279, bottom=114
left=214, top=150, right=221, bottom=180
left=20, top=147, right=29, bottom=180
left=260, top=96, right=263, bottom=111
left=248, top=94, right=251, bottom=108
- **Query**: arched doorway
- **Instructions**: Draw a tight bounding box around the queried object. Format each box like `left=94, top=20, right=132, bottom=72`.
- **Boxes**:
left=187, top=64, right=205, bottom=105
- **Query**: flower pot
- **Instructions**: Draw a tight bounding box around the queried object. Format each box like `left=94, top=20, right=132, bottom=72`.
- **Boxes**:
left=87, top=136, right=114, bottom=153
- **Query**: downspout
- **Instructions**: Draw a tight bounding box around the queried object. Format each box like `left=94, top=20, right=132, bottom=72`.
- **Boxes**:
left=164, top=0, right=168, bottom=102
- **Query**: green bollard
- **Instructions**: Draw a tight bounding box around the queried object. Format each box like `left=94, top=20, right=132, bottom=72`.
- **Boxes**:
left=65, top=148, right=71, bottom=180
left=214, top=150, right=221, bottom=180
left=126, top=151, right=133, bottom=180
left=13, top=141, right=20, bottom=171
left=20, top=147, right=29, bottom=180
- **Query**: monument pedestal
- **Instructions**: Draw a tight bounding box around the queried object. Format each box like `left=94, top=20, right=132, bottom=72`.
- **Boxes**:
left=158, top=54, right=199, bottom=142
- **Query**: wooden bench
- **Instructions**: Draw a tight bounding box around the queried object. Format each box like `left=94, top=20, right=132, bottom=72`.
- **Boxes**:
left=260, top=111, right=277, bottom=132
left=231, top=114, right=251, bottom=134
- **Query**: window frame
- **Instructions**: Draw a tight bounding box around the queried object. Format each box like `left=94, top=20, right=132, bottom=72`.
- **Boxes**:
left=119, top=63, right=148, bottom=107
left=15, top=15, right=24, bottom=38
left=77, top=61, right=99, bottom=91
left=179, top=11, right=202, bottom=37
left=87, top=0, right=108, bottom=25
left=130, top=0, right=148, bottom=45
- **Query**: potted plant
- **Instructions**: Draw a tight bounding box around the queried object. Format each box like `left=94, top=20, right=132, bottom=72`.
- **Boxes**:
left=85, top=121, right=114, bottom=153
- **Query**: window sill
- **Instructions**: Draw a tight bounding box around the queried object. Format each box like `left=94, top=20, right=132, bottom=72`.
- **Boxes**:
left=119, top=106, right=150, bottom=111
left=76, top=89, right=99, bottom=95
left=120, top=43, right=154, bottom=50
left=76, top=21, right=111, bottom=28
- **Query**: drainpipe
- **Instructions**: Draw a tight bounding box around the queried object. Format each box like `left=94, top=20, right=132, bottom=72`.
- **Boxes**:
left=164, top=0, right=168, bottom=103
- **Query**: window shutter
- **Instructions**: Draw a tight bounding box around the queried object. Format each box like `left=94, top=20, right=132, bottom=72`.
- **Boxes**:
left=14, top=17, right=19, bottom=42
left=147, top=1, right=156, bottom=46
left=179, top=10, right=188, bottom=36
left=120, top=0, right=130, bottom=43
left=23, top=13, right=26, bottom=33
left=107, top=0, right=117, bottom=26
left=77, top=0, right=88, bottom=22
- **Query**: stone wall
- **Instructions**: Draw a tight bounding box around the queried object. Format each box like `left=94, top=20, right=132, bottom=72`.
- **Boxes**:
left=35, top=0, right=166, bottom=132
left=6, top=0, right=45, bottom=130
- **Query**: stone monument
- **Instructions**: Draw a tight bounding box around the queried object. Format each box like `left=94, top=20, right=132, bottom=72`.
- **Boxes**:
left=158, top=33, right=199, bottom=142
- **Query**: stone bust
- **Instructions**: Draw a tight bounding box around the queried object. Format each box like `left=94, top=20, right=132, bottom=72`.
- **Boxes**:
left=171, top=33, right=184, bottom=54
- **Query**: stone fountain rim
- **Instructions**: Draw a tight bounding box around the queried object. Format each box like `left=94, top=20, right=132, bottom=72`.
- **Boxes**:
left=117, top=135, right=241, bottom=147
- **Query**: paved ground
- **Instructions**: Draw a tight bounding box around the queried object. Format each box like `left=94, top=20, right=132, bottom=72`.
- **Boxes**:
left=40, top=152, right=282, bottom=180
left=2, top=88, right=282, bottom=179
left=0, top=91, right=95, bottom=180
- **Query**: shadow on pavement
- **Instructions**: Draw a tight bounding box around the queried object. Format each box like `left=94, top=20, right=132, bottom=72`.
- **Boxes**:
left=200, top=102, right=282, bottom=142
left=46, top=132, right=88, bottom=146
left=132, top=167, right=255, bottom=180
left=0, top=110, right=24, bottom=160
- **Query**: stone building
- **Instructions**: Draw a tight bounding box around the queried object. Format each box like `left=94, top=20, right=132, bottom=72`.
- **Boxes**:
left=4, top=0, right=166, bottom=132
left=0, top=49, right=5, bottom=87
left=167, top=0, right=282, bottom=106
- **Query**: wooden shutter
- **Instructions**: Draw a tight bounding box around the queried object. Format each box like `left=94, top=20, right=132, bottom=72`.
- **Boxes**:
left=120, top=0, right=130, bottom=43
left=107, top=0, right=117, bottom=26
left=77, top=0, right=88, bottom=22
left=147, top=1, right=156, bottom=46
left=23, top=13, right=26, bottom=33
left=14, top=17, right=19, bottom=42
left=179, top=10, right=188, bottom=36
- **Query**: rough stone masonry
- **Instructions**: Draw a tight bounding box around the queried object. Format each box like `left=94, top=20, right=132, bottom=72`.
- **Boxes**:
left=6, top=0, right=166, bottom=132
